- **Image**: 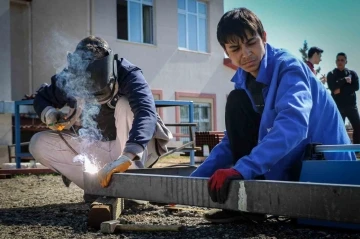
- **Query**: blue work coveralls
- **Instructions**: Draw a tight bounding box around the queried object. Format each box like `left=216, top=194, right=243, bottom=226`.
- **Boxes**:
left=191, top=44, right=355, bottom=181
left=34, top=58, right=157, bottom=156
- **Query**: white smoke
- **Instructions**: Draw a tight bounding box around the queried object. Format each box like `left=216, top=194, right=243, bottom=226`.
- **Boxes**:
left=51, top=33, right=104, bottom=173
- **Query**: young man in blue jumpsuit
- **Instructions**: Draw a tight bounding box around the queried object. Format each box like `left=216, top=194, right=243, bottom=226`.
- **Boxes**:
left=190, top=8, right=355, bottom=223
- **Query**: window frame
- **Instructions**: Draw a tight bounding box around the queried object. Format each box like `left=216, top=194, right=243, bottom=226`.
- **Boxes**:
left=117, top=0, right=154, bottom=44
left=177, top=0, right=208, bottom=52
left=175, top=91, right=217, bottom=141
left=180, top=102, right=212, bottom=132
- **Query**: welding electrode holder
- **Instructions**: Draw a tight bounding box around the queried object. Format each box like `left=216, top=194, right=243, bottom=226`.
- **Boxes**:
left=47, top=101, right=78, bottom=131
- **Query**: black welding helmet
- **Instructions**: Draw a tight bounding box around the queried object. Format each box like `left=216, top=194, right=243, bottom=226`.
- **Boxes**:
left=66, top=37, right=117, bottom=103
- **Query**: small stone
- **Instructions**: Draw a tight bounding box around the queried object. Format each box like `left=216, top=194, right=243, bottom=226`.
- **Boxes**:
left=318, top=231, right=327, bottom=235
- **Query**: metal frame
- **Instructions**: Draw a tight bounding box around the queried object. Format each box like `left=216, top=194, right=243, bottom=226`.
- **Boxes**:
left=315, top=144, right=360, bottom=152
left=154, top=100, right=196, bottom=166
left=124, top=166, right=196, bottom=176
left=13, top=99, right=195, bottom=168
left=84, top=169, right=360, bottom=224
left=0, top=168, right=55, bottom=175
left=14, top=99, right=34, bottom=168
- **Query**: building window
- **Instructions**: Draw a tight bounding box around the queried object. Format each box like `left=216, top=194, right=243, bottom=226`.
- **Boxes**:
left=180, top=103, right=212, bottom=142
left=178, top=0, right=207, bottom=52
left=175, top=92, right=216, bottom=142
left=117, top=0, right=154, bottom=44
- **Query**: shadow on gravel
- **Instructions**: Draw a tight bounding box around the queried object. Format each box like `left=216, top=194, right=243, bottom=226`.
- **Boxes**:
left=0, top=202, right=90, bottom=233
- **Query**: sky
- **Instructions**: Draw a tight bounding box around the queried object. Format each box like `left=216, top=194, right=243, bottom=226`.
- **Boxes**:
left=224, top=0, right=360, bottom=76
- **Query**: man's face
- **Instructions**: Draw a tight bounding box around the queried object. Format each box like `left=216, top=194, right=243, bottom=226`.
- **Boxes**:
left=313, top=52, right=322, bottom=64
left=224, top=31, right=267, bottom=77
left=336, top=56, right=347, bottom=70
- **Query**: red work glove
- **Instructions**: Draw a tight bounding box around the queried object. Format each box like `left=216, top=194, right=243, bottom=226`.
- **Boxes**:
left=208, top=168, right=244, bottom=204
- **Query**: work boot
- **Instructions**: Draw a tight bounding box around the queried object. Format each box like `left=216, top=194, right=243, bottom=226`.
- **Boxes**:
left=61, top=175, right=72, bottom=187
left=203, top=209, right=267, bottom=224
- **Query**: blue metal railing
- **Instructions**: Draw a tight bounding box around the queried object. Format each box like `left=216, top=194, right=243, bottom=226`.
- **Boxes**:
left=14, top=99, right=196, bottom=168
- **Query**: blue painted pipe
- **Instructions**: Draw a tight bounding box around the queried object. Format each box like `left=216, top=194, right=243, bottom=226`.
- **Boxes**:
left=315, top=144, right=360, bottom=152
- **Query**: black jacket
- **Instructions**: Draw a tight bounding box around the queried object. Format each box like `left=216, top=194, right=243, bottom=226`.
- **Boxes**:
left=33, top=58, right=157, bottom=155
left=327, top=68, right=359, bottom=108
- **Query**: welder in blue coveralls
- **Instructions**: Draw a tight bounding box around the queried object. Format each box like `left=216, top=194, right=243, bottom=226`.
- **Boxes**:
left=190, top=8, right=356, bottom=223
left=30, top=36, right=172, bottom=202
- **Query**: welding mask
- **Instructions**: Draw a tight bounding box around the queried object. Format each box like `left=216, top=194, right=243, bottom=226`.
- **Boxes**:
left=67, top=49, right=116, bottom=104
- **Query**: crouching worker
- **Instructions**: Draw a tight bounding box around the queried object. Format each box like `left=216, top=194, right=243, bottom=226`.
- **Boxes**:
left=190, top=8, right=355, bottom=223
left=29, top=36, right=172, bottom=201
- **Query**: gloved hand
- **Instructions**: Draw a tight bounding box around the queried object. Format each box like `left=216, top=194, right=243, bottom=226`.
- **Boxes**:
left=208, top=168, right=244, bottom=204
left=44, top=107, right=67, bottom=131
left=98, top=155, right=133, bottom=188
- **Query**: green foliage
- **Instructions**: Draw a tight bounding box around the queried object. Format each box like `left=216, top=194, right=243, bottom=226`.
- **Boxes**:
left=299, top=40, right=308, bottom=62
left=299, top=40, right=321, bottom=76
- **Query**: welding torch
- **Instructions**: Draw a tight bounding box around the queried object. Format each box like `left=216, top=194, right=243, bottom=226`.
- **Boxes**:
left=47, top=102, right=78, bottom=131
left=47, top=118, right=71, bottom=131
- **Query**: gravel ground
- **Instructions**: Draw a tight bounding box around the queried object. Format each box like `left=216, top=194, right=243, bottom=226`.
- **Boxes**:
left=1, top=174, right=360, bottom=239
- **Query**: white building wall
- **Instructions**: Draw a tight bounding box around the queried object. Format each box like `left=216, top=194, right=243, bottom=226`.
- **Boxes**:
left=0, top=0, right=11, bottom=101
left=0, top=0, right=12, bottom=164
left=92, top=0, right=235, bottom=131
left=16, top=0, right=236, bottom=134
left=31, top=0, right=90, bottom=89
left=10, top=0, right=31, bottom=101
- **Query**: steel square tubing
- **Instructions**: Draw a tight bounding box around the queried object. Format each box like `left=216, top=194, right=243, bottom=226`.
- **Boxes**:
left=315, top=144, right=360, bottom=152
left=124, top=167, right=196, bottom=176
left=84, top=171, right=360, bottom=224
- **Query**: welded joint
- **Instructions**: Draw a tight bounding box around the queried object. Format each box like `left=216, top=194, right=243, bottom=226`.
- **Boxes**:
left=237, top=181, right=248, bottom=212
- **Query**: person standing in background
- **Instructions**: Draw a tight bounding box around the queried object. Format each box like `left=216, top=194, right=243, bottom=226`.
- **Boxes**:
left=327, top=52, right=360, bottom=146
left=306, top=47, right=326, bottom=84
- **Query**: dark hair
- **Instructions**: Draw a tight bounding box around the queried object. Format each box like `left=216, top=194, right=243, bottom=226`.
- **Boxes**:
left=75, top=36, right=110, bottom=59
left=217, top=8, right=265, bottom=49
left=336, top=52, right=347, bottom=60
left=307, top=47, right=323, bottom=58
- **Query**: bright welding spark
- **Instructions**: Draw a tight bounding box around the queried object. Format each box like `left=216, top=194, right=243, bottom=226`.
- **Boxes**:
left=73, top=154, right=100, bottom=174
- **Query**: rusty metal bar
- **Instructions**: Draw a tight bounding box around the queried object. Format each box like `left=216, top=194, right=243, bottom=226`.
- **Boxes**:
left=0, top=168, right=56, bottom=175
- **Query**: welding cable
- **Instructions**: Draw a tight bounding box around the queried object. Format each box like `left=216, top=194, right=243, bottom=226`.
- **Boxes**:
left=55, top=100, right=80, bottom=155
left=66, top=101, right=78, bottom=123
left=57, top=131, right=78, bottom=155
